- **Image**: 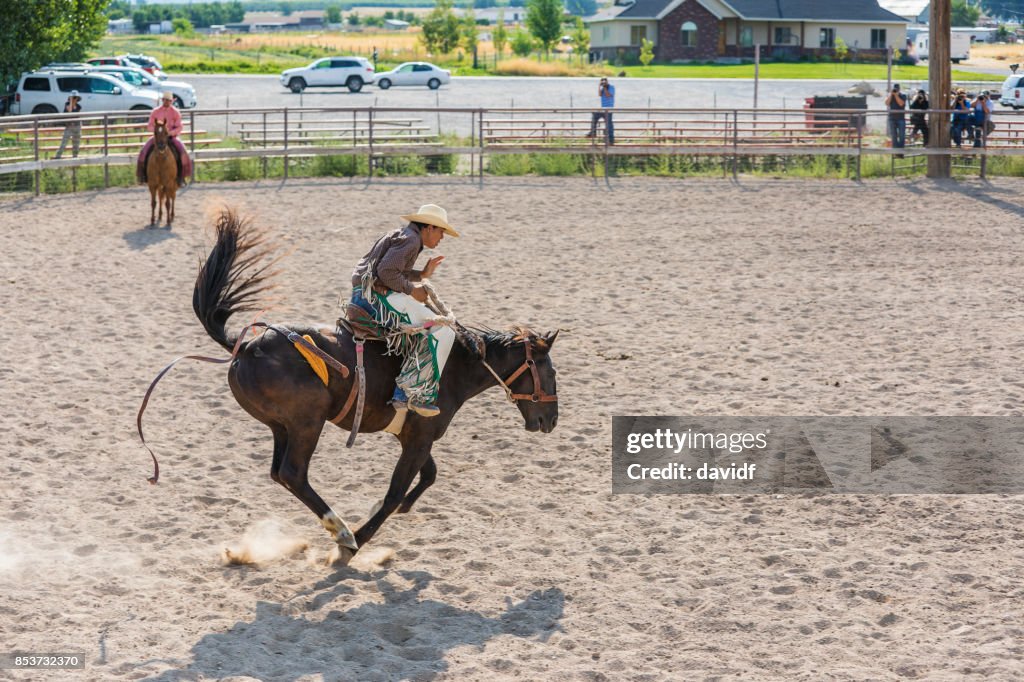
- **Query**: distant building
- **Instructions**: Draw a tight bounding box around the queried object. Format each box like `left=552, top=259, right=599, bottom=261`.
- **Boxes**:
left=383, top=19, right=411, bottom=30
left=107, top=18, right=133, bottom=34
left=244, top=10, right=326, bottom=32
left=473, top=8, right=525, bottom=24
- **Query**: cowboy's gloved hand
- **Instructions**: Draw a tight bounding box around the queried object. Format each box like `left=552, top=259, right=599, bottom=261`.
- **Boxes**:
left=411, top=285, right=429, bottom=303
left=421, top=255, right=444, bottom=279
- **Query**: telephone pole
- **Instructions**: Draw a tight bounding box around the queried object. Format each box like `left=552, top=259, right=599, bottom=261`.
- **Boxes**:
left=927, top=0, right=951, bottom=178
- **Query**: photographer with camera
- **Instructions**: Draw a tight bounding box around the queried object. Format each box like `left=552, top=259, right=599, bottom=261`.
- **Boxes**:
left=585, top=77, right=615, bottom=145
left=884, top=83, right=907, bottom=151
left=909, top=89, right=929, bottom=146
left=54, top=90, right=82, bottom=160
left=971, top=90, right=995, bottom=148
left=951, top=89, right=972, bottom=148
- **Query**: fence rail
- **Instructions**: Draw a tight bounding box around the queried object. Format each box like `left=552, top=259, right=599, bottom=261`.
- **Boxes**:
left=2, top=104, right=1022, bottom=192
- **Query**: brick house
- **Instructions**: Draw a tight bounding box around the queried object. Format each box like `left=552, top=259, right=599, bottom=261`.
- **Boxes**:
left=586, top=0, right=907, bottom=63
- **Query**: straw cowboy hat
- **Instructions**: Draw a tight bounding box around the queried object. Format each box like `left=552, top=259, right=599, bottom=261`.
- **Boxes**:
left=401, top=204, right=460, bottom=237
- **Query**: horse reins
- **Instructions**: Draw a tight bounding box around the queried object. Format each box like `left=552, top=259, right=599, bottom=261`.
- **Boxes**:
left=480, top=339, right=557, bottom=404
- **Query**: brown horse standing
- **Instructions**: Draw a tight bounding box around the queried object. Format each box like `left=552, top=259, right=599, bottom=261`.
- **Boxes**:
left=147, top=121, right=177, bottom=228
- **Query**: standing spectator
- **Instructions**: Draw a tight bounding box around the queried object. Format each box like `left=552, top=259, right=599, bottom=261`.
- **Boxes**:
left=884, top=83, right=906, bottom=151
left=971, top=90, right=995, bottom=147
left=372, top=46, right=379, bottom=70
left=951, top=90, right=971, bottom=148
left=909, top=89, right=929, bottom=146
left=586, top=77, right=615, bottom=145
left=54, top=90, right=82, bottom=159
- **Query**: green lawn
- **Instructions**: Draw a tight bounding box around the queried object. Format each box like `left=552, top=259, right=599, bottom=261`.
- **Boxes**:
left=619, top=62, right=1004, bottom=81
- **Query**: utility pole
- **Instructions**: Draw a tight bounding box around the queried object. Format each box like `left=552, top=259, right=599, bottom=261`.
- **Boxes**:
left=928, top=0, right=951, bottom=178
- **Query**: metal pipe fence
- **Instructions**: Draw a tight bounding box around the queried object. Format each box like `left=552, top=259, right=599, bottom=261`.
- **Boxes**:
left=2, top=104, right=1024, bottom=193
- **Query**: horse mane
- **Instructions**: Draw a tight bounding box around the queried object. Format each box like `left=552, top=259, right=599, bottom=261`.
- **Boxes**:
left=466, top=324, right=549, bottom=352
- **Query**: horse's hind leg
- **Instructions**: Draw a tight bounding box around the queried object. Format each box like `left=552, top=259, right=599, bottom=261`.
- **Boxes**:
left=397, top=455, right=436, bottom=514
left=165, top=193, right=173, bottom=227
left=276, top=423, right=358, bottom=551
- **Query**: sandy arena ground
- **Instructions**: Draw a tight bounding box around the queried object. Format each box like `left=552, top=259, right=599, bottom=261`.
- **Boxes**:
left=2, top=177, right=1024, bottom=680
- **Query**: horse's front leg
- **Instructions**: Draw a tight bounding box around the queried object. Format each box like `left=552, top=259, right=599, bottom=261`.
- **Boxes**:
left=355, top=438, right=433, bottom=548
left=157, top=188, right=164, bottom=225
left=164, top=193, right=173, bottom=227
left=149, top=187, right=156, bottom=226
left=398, top=455, right=436, bottom=514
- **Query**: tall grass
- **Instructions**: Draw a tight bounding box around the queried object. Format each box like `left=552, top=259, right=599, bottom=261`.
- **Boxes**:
left=493, top=58, right=613, bottom=78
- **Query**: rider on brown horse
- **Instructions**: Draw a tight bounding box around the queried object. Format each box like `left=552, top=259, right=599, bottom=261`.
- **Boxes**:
left=350, top=204, right=459, bottom=418
left=137, top=92, right=192, bottom=187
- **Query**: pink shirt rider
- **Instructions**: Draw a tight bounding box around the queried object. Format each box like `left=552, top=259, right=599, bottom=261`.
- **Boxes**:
left=147, top=103, right=182, bottom=137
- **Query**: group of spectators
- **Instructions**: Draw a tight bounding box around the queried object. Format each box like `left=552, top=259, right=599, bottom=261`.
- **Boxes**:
left=885, top=85, right=995, bottom=150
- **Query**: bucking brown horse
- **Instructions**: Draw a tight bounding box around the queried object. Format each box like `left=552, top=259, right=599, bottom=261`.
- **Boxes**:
left=147, top=120, right=177, bottom=228
left=150, top=210, right=559, bottom=562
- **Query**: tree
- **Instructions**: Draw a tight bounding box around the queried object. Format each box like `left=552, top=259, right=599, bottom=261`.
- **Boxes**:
left=461, top=6, right=479, bottom=58
left=420, top=0, right=461, bottom=54
left=952, top=0, right=981, bottom=26
left=569, top=16, right=589, bottom=61
left=280, top=2, right=293, bottom=17
left=0, top=0, right=108, bottom=87
left=347, top=12, right=360, bottom=26
left=526, top=0, right=564, bottom=55
left=172, top=17, right=195, bottom=37
left=639, top=37, right=654, bottom=68
left=511, top=29, right=536, bottom=57
left=326, top=5, right=342, bottom=24
left=492, top=11, right=509, bottom=57
left=834, top=36, right=849, bottom=69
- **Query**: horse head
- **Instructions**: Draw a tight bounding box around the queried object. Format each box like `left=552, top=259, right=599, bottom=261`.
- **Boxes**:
left=482, top=327, right=559, bottom=434
left=153, top=119, right=168, bottom=150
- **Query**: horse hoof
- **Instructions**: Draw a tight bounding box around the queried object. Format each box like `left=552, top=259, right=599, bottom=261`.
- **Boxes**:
left=328, top=545, right=356, bottom=566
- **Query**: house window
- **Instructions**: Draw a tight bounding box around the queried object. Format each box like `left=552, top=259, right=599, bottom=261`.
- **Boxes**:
left=602, top=26, right=610, bottom=41
left=871, top=28, right=887, bottom=49
left=630, top=25, right=647, bottom=46
left=774, top=27, right=793, bottom=45
left=739, top=26, right=753, bottom=47
left=681, top=21, right=697, bottom=48
left=820, top=28, right=835, bottom=48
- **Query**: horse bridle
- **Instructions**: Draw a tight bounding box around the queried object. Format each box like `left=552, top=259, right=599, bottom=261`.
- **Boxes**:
left=480, top=338, right=557, bottom=404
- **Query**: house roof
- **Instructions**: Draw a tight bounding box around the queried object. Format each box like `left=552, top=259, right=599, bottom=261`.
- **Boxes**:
left=594, top=0, right=907, bottom=22
left=723, top=0, right=907, bottom=22
left=615, top=0, right=673, bottom=20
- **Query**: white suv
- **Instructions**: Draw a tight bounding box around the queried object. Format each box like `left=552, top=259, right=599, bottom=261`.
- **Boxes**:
left=1000, top=74, right=1024, bottom=109
left=280, top=57, right=375, bottom=94
left=11, top=70, right=158, bottom=115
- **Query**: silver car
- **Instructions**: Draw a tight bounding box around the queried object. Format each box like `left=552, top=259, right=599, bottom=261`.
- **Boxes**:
left=375, top=62, right=451, bottom=90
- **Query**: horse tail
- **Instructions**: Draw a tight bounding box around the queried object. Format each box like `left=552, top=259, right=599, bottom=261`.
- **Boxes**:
left=193, top=208, right=281, bottom=352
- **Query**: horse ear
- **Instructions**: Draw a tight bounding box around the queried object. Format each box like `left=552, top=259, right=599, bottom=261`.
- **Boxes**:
left=542, top=330, right=559, bottom=349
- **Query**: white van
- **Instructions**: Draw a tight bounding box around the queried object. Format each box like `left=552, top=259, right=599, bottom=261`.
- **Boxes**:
left=11, top=70, right=159, bottom=115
